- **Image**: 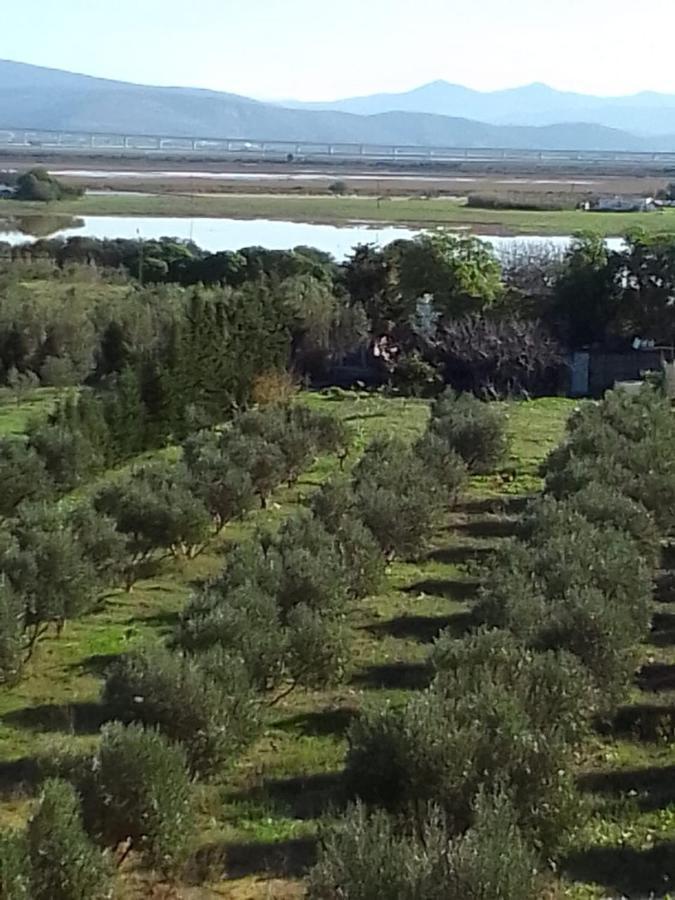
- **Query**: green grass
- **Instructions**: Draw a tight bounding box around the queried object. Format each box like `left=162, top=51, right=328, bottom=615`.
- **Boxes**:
left=5, top=193, right=675, bottom=236
left=0, top=390, right=579, bottom=896
left=3, top=390, right=672, bottom=899
left=0, top=388, right=60, bottom=436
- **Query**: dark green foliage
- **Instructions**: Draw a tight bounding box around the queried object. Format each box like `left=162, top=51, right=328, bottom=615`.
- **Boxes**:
left=177, top=584, right=287, bottom=690
left=0, top=583, right=25, bottom=686
left=2, top=505, right=100, bottom=650
left=26, top=418, right=101, bottom=493
left=102, top=647, right=258, bottom=777
left=94, top=723, right=193, bottom=873
left=14, top=169, right=83, bottom=203
left=431, top=629, right=592, bottom=746
left=346, top=630, right=586, bottom=856
left=0, top=830, right=30, bottom=900
left=543, top=388, right=675, bottom=533
left=308, top=794, right=539, bottom=900
left=527, top=488, right=660, bottom=567
left=414, top=431, right=468, bottom=500
left=475, top=522, right=652, bottom=702
left=27, top=779, right=110, bottom=900
left=67, top=504, right=127, bottom=586
left=103, top=367, right=147, bottom=461
left=285, top=602, right=349, bottom=688
left=311, top=478, right=385, bottom=599
left=0, top=439, right=51, bottom=520
left=430, top=390, right=508, bottom=473
left=183, top=430, right=255, bottom=531
left=94, top=465, right=211, bottom=586
left=354, top=436, right=444, bottom=559
left=176, top=512, right=352, bottom=694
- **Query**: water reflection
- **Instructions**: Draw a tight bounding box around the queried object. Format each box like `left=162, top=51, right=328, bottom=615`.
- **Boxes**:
left=0, top=214, right=625, bottom=258
left=0, top=214, right=84, bottom=238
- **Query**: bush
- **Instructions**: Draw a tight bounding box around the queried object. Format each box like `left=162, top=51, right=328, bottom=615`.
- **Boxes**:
left=28, top=779, right=111, bottom=900
left=0, top=439, right=51, bottom=520
left=414, top=431, right=468, bottom=500
left=346, top=632, right=585, bottom=856
left=527, top=488, right=660, bottom=568
left=102, top=647, right=258, bottom=777
left=476, top=510, right=653, bottom=704
left=0, top=583, right=25, bottom=686
left=94, top=723, right=194, bottom=873
left=354, top=435, right=444, bottom=558
left=2, top=506, right=100, bottom=653
left=177, top=584, right=286, bottom=690
left=430, top=390, right=508, bottom=473
left=308, top=793, right=539, bottom=900
left=0, top=831, right=30, bottom=900
left=94, top=465, right=211, bottom=586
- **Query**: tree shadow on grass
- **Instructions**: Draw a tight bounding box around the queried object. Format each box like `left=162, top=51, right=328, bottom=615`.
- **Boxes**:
left=70, top=652, right=120, bottom=677
left=2, top=701, right=108, bottom=736
left=563, top=842, right=675, bottom=898
left=188, top=836, right=317, bottom=884
left=229, top=771, right=344, bottom=822
left=351, top=661, right=432, bottom=691
left=366, top=611, right=474, bottom=644
left=455, top=517, right=521, bottom=542
left=603, top=703, right=675, bottom=743
left=428, top=545, right=494, bottom=567
left=637, top=661, right=675, bottom=693
left=0, top=757, right=42, bottom=800
left=403, top=578, right=479, bottom=602
left=649, top=611, right=675, bottom=648
left=457, top=496, right=529, bottom=517
left=276, top=708, right=357, bottom=739
left=578, top=765, right=675, bottom=812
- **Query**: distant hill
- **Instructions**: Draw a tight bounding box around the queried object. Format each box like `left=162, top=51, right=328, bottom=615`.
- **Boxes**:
left=286, top=80, right=675, bottom=137
left=2, top=60, right=675, bottom=151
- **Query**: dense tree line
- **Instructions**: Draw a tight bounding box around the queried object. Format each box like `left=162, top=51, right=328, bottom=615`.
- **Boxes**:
left=309, top=387, right=668, bottom=899
left=5, top=227, right=675, bottom=400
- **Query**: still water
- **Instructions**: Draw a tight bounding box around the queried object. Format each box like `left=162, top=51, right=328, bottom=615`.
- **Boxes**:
left=0, top=214, right=624, bottom=258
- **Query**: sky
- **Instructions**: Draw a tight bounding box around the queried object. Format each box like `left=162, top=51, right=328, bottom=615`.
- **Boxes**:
left=2, top=0, right=675, bottom=100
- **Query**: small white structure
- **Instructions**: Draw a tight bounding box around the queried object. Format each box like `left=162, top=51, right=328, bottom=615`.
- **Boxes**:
left=590, top=195, right=657, bottom=213
left=0, top=183, right=16, bottom=198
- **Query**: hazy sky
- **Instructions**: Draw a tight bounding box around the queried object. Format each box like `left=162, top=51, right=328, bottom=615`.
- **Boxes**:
left=3, top=0, right=674, bottom=100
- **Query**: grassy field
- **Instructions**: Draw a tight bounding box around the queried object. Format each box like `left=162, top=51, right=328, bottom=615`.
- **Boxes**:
left=0, top=389, right=672, bottom=898
left=4, top=193, right=675, bottom=237
left=0, top=388, right=60, bottom=436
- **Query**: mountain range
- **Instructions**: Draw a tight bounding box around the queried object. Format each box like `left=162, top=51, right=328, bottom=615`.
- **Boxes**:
left=3, top=60, right=675, bottom=152
left=284, top=81, right=675, bottom=136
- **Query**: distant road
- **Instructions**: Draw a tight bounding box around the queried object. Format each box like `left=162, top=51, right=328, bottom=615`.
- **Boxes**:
left=2, top=126, right=675, bottom=169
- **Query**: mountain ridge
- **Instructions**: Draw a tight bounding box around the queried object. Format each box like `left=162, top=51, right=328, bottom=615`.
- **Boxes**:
left=3, top=60, right=675, bottom=151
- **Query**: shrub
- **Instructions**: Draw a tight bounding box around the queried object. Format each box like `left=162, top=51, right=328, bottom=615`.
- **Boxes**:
left=430, top=390, right=508, bottom=473
left=94, top=465, right=211, bottom=586
left=354, top=436, right=444, bottom=559
left=0, top=439, right=51, bottom=520
left=28, top=779, right=111, bottom=900
left=0, top=830, right=30, bottom=900
left=527, top=488, right=660, bottom=568
left=414, top=431, right=468, bottom=500
left=2, top=506, right=100, bottom=654
left=102, top=647, right=258, bottom=777
left=0, top=583, right=25, bottom=686
left=94, top=723, right=193, bottom=873
left=183, top=431, right=255, bottom=532
left=176, top=584, right=286, bottom=690
left=308, top=793, right=539, bottom=900
left=476, top=515, right=653, bottom=703
left=346, top=633, right=584, bottom=856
